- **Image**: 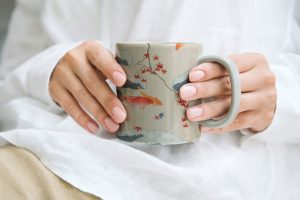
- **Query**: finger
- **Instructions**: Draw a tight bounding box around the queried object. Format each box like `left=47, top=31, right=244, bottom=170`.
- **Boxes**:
left=61, top=72, right=120, bottom=133
left=180, top=68, right=265, bottom=100
left=52, top=85, right=99, bottom=134
left=189, top=53, right=263, bottom=82
left=201, top=111, right=255, bottom=134
left=70, top=59, right=127, bottom=124
left=186, top=92, right=261, bottom=122
left=85, top=41, right=126, bottom=87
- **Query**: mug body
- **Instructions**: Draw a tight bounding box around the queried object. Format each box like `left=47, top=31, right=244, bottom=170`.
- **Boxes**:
left=116, top=42, right=203, bottom=145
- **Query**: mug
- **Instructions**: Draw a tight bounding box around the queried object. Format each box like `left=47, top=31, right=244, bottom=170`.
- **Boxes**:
left=115, top=42, right=240, bottom=145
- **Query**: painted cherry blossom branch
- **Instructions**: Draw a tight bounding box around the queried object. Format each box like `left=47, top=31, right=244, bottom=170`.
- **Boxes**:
left=145, top=43, right=177, bottom=93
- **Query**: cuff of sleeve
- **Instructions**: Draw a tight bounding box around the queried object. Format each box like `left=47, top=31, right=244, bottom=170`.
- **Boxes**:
left=241, top=64, right=300, bottom=144
left=28, top=42, right=81, bottom=112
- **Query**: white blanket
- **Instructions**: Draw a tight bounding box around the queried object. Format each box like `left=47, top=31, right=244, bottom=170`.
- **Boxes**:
left=1, top=0, right=300, bottom=199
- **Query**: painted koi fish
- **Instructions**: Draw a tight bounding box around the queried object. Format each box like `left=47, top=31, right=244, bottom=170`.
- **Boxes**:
left=121, top=91, right=162, bottom=107
left=139, top=91, right=162, bottom=105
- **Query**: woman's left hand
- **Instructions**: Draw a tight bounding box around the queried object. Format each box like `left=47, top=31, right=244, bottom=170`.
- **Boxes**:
left=179, top=53, right=277, bottom=133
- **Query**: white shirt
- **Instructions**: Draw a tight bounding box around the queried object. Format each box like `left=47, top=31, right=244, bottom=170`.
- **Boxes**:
left=0, top=0, right=299, bottom=199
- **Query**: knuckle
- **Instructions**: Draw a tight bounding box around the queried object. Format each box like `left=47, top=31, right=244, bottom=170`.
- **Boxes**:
left=83, top=40, right=97, bottom=47
left=232, top=117, right=241, bottom=130
left=86, top=73, right=100, bottom=88
left=75, top=112, right=88, bottom=124
left=88, top=46, right=102, bottom=62
left=53, top=63, right=67, bottom=77
left=264, top=71, right=276, bottom=85
left=265, top=111, right=275, bottom=122
left=64, top=50, right=77, bottom=61
left=267, top=90, right=277, bottom=104
left=63, top=100, right=75, bottom=111
left=74, top=88, right=87, bottom=100
left=64, top=50, right=82, bottom=66
left=240, top=97, right=246, bottom=111
left=221, top=76, right=232, bottom=94
left=253, top=53, right=267, bottom=64
left=201, top=104, right=213, bottom=118
left=93, top=108, right=106, bottom=122
left=102, top=94, right=119, bottom=109
left=197, top=84, right=208, bottom=96
left=49, top=83, right=58, bottom=100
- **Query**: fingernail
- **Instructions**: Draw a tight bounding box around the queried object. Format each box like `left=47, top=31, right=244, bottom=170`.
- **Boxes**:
left=112, top=106, right=127, bottom=123
left=201, top=126, right=213, bottom=132
left=112, top=71, right=126, bottom=86
left=86, top=121, right=99, bottom=133
left=104, top=118, right=119, bottom=132
left=190, top=70, right=205, bottom=81
left=180, top=85, right=197, bottom=99
left=188, top=107, right=203, bottom=119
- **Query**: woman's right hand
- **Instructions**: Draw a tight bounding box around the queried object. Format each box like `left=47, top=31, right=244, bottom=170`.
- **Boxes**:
left=49, top=41, right=127, bottom=133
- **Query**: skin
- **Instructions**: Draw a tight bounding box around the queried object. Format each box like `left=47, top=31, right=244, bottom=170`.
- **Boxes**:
left=49, top=41, right=276, bottom=134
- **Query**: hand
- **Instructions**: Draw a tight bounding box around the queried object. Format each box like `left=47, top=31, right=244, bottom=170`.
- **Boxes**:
left=179, top=53, right=277, bottom=133
left=49, top=41, right=127, bottom=133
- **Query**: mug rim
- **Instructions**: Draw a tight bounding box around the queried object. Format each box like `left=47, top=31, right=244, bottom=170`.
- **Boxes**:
left=116, top=42, right=202, bottom=46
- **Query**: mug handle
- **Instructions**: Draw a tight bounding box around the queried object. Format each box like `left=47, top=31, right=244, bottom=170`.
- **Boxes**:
left=196, top=55, right=241, bottom=128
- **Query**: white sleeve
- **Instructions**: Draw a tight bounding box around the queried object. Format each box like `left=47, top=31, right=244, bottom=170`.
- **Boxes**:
left=0, top=43, right=80, bottom=112
left=241, top=5, right=300, bottom=144
left=0, top=0, right=80, bottom=111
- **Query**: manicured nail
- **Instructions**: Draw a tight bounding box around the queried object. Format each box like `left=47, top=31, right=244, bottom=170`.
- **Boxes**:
left=104, top=118, right=119, bottom=132
left=112, top=106, right=127, bottom=123
left=201, top=127, right=213, bottom=132
left=190, top=70, right=205, bottom=81
left=180, top=85, right=197, bottom=99
left=188, top=107, right=203, bottom=119
left=86, top=121, right=99, bottom=133
left=112, top=71, right=126, bottom=86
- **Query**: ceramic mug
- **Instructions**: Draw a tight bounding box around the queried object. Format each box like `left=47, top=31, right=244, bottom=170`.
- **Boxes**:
left=115, top=42, right=240, bottom=145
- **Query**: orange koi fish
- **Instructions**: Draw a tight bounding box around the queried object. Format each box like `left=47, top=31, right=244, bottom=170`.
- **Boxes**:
left=122, top=91, right=162, bottom=107
left=140, top=91, right=162, bottom=105
left=175, top=43, right=185, bottom=51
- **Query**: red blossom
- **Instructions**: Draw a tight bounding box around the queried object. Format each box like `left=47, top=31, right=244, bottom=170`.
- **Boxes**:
left=141, top=79, right=147, bottom=82
left=153, top=55, right=159, bottom=60
left=134, top=126, right=142, bottom=133
left=144, top=52, right=150, bottom=58
left=181, top=116, right=187, bottom=122
left=177, top=98, right=188, bottom=107
left=146, top=67, right=152, bottom=72
left=183, top=123, right=189, bottom=128
left=154, top=116, right=160, bottom=120
left=162, top=69, right=167, bottom=74
left=134, top=73, right=140, bottom=79
left=155, top=66, right=161, bottom=71
left=141, top=69, right=146, bottom=74
left=156, top=62, right=163, bottom=69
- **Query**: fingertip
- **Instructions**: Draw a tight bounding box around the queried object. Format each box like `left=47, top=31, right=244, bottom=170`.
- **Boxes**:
left=189, top=70, right=205, bottom=82
left=112, top=106, right=127, bottom=123
left=103, top=117, right=120, bottom=133
left=86, top=121, right=99, bottom=134
left=112, top=70, right=127, bottom=86
left=179, top=84, right=197, bottom=100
